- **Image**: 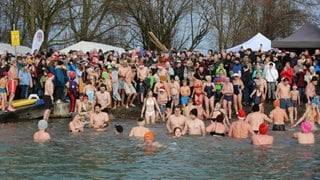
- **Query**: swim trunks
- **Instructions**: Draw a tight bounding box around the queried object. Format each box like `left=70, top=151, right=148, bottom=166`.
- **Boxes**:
left=272, top=124, right=286, bottom=131
left=8, top=80, right=17, bottom=94
left=280, top=98, right=292, bottom=109
left=224, top=95, right=233, bottom=102
left=0, top=88, right=6, bottom=93
left=180, top=96, right=189, bottom=105
left=254, top=130, right=259, bottom=134
left=43, top=95, right=53, bottom=109
left=292, top=100, right=298, bottom=107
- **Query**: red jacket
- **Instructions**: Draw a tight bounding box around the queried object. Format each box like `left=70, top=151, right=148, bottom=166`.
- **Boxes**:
left=280, top=67, right=294, bottom=85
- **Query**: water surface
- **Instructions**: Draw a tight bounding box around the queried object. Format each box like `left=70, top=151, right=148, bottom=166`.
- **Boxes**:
left=0, top=119, right=319, bottom=179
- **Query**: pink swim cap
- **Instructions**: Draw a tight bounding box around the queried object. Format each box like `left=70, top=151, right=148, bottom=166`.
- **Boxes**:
left=301, top=121, right=312, bottom=133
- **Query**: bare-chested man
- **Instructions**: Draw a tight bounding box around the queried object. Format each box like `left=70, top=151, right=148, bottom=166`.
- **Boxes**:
left=69, top=115, right=85, bottom=133
left=246, top=104, right=272, bottom=133
left=166, top=105, right=187, bottom=133
left=222, top=77, right=234, bottom=119
left=228, top=109, right=254, bottom=139
left=43, top=73, right=55, bottom=120
left=276, top=78, right=293, bottom=124
left=96, top=84, right=111, bottom=113
left=306, top=76, right=318, bottom=106
left=7, top=60, right=18, bottom=111
left=269, top=99, right=289, bottom=131
left=137, top=62, right=148, bottom=104
left=129, top=117, right=150, bottom=138
left=118, top=60, right=130, bottom=106
left=183, top=108, right=205, bottom=136
left=251, top=123, right=274, bottom=145
left=124, top=66, right=137, bottom=109
left=33, top=119, right=51, bottom=142
left=180, top=79, right=191, bottom=107
left=89, top=104, right=110, bottom=131
left=254, top=71, right=267, bottom=113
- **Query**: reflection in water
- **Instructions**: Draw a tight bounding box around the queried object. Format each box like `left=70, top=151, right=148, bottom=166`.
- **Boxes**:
left=0, top=118, right=319, bottom=179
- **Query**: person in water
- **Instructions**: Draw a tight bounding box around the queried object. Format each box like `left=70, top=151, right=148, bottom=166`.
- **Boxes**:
left=144, top=131, right=162, bottom=155
left=89, top=103, right=110, bottom=131
left=293, top=121, right=315, bottom=145
left=228, top=109, right=254, bottom=139
left=69, top=115, right=85, bottom=133
left=206, top=114, right=228, bottom=137
left=183, top=108, right=205, bottom=136
left=114, top=124, right=124, bottom=135
left=251, top=123, right=274, bottom=145
left=269, top=99, right=288, bottom=131
left=173, top=127, right=182, bottom=138
left=129, top=117, right=150, bottom=138
left=33, top=119, right=51, bottom=142
left=246, top=104, right=272, bottom=134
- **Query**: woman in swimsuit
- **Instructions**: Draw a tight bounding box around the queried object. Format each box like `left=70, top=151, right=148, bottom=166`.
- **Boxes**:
left=192, top=79, right=203, bottom=107
left=203, top=75, right=216, bottom=116
left=83, top=81, right=97, bottom=105
left=232, top=73, right=244, bottom=114
left=206, top=114, right=228, bottom=137
left=210, top=102, right=230, bottom=127
left=141, top=90, right=162, bottom=124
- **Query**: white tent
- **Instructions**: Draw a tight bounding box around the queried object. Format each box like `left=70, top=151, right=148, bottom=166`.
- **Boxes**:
left=0, top=43, right=32, bottom=54
left=60, top=41, right=125, bottom=54
left=226, top=33, right=271, bottom=53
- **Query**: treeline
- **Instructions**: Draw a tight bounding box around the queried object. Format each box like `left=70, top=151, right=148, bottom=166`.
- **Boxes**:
left=0, top=0, right=316, bottom=51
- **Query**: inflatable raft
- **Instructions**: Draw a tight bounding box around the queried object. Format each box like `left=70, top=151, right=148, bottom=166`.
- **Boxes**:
left=0, top=94, right=39, bottom=109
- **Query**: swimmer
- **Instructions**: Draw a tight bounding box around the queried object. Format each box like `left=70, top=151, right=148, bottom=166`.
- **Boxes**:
left=206, top=114, right=227, bottom=137
left=166, top=105, right=187, bottom=133
left=183, top=108, right=205, bottom=136
left=246, top=104, right=272, bottom=134
left=69, top=115, right=85, bottom=132
left=228, top=109, right=254, bottom=139
left=269, top=99, right=289, bottom=131
left=173, top=127, right=182, bottom=138
left=89, top=104, right=110, bottom=131
left=33, top=119, right=51, bottom=142
left=129, top=117, right=150, bottom=138
left=293, top=121, right=315, bottom=145
left=251, top=123, right=274, bottom=145
left=114, top=125, right=124, bottom=135
left=144, top=131, right=162, bottom=152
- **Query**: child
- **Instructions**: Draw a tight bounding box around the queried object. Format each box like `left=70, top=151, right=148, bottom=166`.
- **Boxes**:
left=180, top=79, right=190, bottom=107
left=67, top=71, right=78, bottom=113
left=33, top=119, right=51, bottom=142
left=0, top=72, right=8, bottom=112
left=290, top=84, right=300, bottom=121
left=250, top=85, right=262, bottom=110
left=157, top=86, right=168, bottom=122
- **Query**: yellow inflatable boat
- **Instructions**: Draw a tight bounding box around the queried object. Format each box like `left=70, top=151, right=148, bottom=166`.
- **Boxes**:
left=0, top=94, right=39, bottom=108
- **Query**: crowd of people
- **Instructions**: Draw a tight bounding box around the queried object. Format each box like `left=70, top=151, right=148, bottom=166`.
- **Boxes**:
left=1, top=47, right=317, bottom=146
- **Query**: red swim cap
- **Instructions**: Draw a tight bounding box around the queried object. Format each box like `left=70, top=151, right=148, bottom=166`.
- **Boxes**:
left=259, top=123, right=269, bottom=135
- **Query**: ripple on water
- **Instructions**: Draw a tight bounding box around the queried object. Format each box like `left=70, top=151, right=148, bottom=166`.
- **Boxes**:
left=0, top=118, right=319, bottom=179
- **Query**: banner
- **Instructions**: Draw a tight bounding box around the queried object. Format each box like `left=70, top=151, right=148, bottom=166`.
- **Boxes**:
left=31, top=29, right=44, bottom=53
left=11, top=30, right=20, bottom=46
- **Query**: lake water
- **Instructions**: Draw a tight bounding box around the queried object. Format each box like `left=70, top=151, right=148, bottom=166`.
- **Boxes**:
left=0, top=118, right=319, bottom=179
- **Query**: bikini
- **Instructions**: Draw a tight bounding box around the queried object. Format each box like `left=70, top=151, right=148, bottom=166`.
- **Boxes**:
left=146, top=98, right=155, bottom=116
left=209, top=122, right=225, bottom=137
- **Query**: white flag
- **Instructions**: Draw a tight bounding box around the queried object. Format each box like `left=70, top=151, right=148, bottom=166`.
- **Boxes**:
left=31, top=29, right=44, bottom=54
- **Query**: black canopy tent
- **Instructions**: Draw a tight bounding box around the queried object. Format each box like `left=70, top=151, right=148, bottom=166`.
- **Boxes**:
left=272, top=24, right=320, bottom=49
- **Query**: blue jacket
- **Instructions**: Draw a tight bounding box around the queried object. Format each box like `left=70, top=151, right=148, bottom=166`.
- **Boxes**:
left=54, top=67, right=68, bottom=86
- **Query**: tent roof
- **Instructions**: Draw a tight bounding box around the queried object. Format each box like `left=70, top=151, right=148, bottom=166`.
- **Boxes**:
left=272, top=24, right=320, bottom=48
left=227, top=33, right=271, bottom=52
left=0, top=43, right=32, bottom=54
left=60, top=41, right=125, bottom=54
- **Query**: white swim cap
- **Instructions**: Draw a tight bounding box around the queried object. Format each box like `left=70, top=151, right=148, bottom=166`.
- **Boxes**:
left=38, top=119, right=48, bottom=130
